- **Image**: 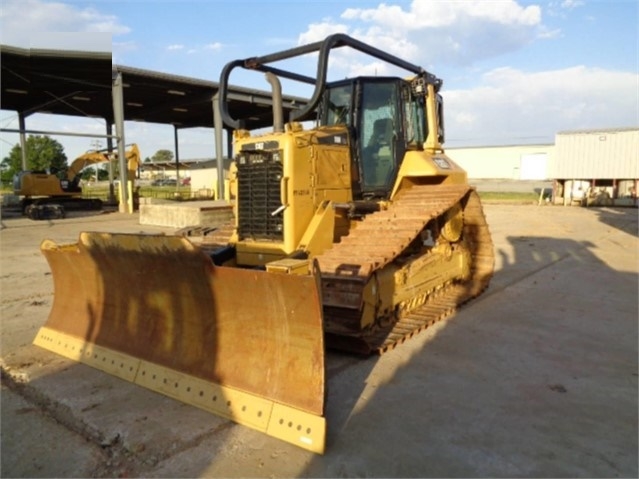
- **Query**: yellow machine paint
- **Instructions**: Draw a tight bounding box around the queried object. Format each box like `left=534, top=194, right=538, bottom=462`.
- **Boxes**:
left=35, top=233, right=326, bottom=453
left=34, top=35, right=494, bottom=453
left=14, top=144, right=140, bottom=197
left=227, top=125, right=352, bottom=267
left=14, top=144, right=141, bottom=211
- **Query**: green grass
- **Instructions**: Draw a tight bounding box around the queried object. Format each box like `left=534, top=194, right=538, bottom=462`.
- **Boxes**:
left=1, top=185, right=197, bottom=202
left=477, top=191, right=541, bottom=203
left=99, top=186, right=200, bottom=201
left=3, top=185, right=544, bottom=204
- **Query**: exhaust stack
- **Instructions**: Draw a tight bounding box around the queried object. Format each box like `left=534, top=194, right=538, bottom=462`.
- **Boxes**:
left=265, top=72, right=284, bottom=133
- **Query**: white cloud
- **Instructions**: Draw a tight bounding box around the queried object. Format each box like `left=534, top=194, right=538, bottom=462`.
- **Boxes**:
left=0, top=0, right=129, bottom=51
left=272, top=2, right=637, bottom=148
left=297, top=0, right=545, bottom=68
left=205, top=42, right=223, bottom=51
left=344, top=0, right=541, bottom=29
left=444, top=66, right=639, bottom=146
left=162, top=43, right=225, bottom=58
left=547, top=0, right=585, bottom=17
left=297, top=22, right=421, bottom=78
left=298, top=22, right=350, bottom=45
left=537, top=27, right=562, bottom=39
left=112, top=41, right=137, bottom=65
left=560, top=0, right=584, bottom=10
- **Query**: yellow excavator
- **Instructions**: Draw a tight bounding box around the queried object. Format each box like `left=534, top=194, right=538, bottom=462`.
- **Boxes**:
left=33, top=35, right=494, bottom=453
left=13, top=144, right=141, bottom=216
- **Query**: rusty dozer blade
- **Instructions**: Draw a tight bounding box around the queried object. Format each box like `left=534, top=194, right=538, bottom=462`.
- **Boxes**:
left=33, top=232, right=326, bottom=453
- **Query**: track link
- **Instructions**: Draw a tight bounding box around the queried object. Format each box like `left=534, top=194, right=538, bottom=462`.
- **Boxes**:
left=318, top=184, right=494, bottom=355
left=188, top=184, right=494, bottom=355
left=318, top=184, right=471, bottom=277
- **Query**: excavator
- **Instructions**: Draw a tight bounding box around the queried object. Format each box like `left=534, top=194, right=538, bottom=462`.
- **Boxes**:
left=33, top=35, right=494, bottom=453
left=13, top=144, right=141, bottom=217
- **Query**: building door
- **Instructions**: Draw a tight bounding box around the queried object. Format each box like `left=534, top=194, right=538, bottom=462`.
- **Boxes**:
left=519, top=153, right=547, bottom=180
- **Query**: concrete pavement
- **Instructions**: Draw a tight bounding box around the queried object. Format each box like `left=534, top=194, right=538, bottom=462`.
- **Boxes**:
left=1, top=203, right=637, bottom=478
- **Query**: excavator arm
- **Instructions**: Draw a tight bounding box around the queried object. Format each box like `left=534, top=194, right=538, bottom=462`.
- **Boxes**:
left=67, top=152, right=109, bottom=183
left=124, top=144, right=141, bottom=181
left=67, top=143, right=140, bottom=183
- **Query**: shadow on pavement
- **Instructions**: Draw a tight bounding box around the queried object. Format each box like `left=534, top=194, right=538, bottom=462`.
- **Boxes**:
left=2, top=205, right=637, bottom=477
left=297, top=232, right=638, bottom=478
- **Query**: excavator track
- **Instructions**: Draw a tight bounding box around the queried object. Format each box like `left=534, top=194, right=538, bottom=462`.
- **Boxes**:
left=318, top=184, right=494, bottom=355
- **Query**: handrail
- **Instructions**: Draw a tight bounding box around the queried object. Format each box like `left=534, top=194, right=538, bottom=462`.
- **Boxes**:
left=218, top=33, right=441, bottom=129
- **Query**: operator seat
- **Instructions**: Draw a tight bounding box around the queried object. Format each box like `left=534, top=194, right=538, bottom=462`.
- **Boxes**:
left=362, top=118, right=394, bottom=188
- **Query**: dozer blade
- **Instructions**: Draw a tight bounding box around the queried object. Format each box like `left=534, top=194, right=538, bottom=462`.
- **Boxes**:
left=34, top=232, right=326, bottom=453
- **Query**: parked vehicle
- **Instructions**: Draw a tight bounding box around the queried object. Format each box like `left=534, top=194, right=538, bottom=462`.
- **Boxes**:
left=151, top=178, right=177, bottom=186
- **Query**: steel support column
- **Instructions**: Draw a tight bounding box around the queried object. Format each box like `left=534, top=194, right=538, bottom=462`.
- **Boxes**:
left=174, top=126, right=180, bottom=187
left=112, top=72, right=129, bottom=213
left=106, top=122, right=116, bottom=203
left=18, top=114, right=27, bottom=170
left=213, top=93, right=225, bottom=200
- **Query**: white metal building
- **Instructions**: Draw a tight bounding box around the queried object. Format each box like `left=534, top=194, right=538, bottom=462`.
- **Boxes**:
left=139, top=158, right=230, bottom=199
left=550, top=127, right=638, bottom=205
left=171, top=127, right=636, bottom=206
left=446, top=144, right=554, bottom=180
left=185, top=158, right=231, bottom=199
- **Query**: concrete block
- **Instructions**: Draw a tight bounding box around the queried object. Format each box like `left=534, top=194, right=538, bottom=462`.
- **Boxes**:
left=139, top=201, right=233, bottom=228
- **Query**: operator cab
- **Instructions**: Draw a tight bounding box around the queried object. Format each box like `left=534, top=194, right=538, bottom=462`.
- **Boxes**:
left=319, top=76, right=443, bottom=200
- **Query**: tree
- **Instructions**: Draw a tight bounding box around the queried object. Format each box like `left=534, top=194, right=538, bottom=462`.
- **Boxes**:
left=0, top=158, right=13, bottom=185
left=1, top=135, right=68, bottom=181
left=151, top=149, right=174, bottom=163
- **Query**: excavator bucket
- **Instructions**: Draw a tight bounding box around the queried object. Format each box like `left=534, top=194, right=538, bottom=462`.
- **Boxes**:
left=33, top=232, right=326, bottom=453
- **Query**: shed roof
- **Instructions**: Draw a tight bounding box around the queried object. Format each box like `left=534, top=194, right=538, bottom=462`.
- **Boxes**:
left=556, top=127, right=639, bottom=136
left=1, top=44, right=307, bottom=130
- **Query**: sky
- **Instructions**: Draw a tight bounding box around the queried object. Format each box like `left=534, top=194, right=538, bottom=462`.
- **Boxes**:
left=1, top=0, right=638, bottom=162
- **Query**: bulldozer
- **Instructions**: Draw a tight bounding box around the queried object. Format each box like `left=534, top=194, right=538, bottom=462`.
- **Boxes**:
left=14, top=143, right=141, bottom=216
left=33, top=34, right=494, bottom=454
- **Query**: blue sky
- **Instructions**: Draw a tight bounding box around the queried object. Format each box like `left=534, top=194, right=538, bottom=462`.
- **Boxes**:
left=1, top=0, right=638, bottom=161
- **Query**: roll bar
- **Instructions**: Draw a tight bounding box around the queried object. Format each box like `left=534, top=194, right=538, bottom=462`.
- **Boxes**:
left=219, top=33, right=442, bottom=129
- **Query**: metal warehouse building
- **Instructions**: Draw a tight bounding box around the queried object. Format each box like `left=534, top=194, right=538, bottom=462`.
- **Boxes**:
left=447, top=144, right=554, bottom=180
left=446, top=127, right=637, bottom=206
left=551, top=127, right=638, bottom=206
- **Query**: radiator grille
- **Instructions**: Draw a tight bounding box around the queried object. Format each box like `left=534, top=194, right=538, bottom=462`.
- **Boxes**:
left=236, top=150, right=284, bottom=241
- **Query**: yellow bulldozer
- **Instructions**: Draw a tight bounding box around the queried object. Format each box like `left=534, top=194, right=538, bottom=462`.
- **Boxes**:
left=13, top=143, right=141, bottom=216
left=33, top=35, right=494, bottom=453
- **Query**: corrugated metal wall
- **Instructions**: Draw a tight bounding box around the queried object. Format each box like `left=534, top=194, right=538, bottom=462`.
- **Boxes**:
left=551, top=128, right=639, bottom=179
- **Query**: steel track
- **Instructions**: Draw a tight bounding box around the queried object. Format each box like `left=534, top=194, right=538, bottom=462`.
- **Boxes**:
left=197, top=184, right=495, bottom=355
left=318, top=184, right=495, bottom=355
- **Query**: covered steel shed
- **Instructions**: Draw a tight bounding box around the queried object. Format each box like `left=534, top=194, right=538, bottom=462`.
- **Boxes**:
left=550, top=127, right=638, bottom=206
